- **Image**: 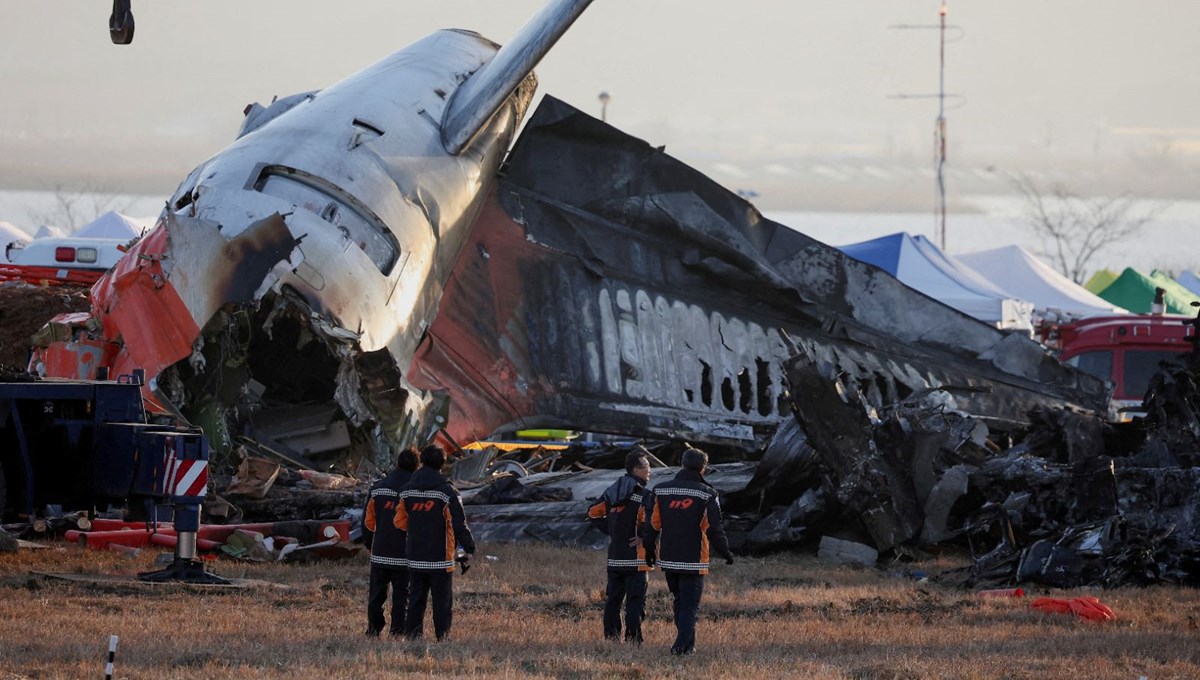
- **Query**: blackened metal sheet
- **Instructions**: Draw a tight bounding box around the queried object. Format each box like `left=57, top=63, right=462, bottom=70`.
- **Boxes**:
left=408, top=96, right=1108, bottom=447
left=784, top=348, right=924, bottom=551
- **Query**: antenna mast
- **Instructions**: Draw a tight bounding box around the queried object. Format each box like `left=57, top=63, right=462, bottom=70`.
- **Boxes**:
left=935, top=2, right=948, bottom=250
left=889, top=4, right=960, bottom=250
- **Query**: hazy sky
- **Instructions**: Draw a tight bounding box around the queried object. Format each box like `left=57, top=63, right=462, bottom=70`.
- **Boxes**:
left=1, top=1, right=1197, bottom=207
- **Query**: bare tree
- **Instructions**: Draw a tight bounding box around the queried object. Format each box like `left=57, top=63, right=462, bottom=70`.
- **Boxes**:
left=1013, top=174, right=1165, bottom=284
left=28, top=181, right=134, bottom=233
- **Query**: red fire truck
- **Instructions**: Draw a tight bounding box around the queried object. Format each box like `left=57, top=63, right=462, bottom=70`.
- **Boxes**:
left=1045, top=312, right=1195, bottom=417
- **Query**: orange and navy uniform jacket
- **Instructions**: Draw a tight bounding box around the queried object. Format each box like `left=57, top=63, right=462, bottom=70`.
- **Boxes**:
left=393, top=467, right=475, bottom=572
left=640, top=469, right=732, bottom=574
left=587, top=474, right=651, bottom=573
left=363, top=467, right=413, bottom=568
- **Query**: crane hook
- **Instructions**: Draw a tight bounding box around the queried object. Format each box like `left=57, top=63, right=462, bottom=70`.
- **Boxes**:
left=110, top=0, right=135, bottom=45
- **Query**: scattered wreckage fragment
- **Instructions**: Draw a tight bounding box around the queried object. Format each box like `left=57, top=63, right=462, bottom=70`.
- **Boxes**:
left=459, top=462, right=756, bottom=547
left=775, top=333, right=1200, bottom=588
left=213, top=452, right=367, bottom=524
left=782, top=342, right=997, bottom=552
left=962, top=338, right=1200, bottom=588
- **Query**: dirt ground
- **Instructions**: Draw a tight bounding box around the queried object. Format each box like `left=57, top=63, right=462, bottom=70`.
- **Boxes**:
left=2, top=541, right=1198, bottom=679
left=0, top=282, right=91, bottom=371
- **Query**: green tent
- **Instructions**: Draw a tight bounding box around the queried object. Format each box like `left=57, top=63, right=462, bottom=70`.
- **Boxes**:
left=1084, top=268, right=1118, bottom=294
left=1150, top=270, right=1200, bottom=314
left=1095, top=267, right=1199, bottom=314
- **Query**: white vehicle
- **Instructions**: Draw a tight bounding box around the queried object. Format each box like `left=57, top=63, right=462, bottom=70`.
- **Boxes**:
left=2, top=236, right=130, bottom=286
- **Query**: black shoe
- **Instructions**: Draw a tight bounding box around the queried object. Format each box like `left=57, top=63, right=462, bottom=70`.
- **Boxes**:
left=625, top=634, right=643, bottom=646
left=365, top=629, right=381, bottom=638
left=604, top=633, right=621, bottom=642
left=670, top=645, right=694, bottom=656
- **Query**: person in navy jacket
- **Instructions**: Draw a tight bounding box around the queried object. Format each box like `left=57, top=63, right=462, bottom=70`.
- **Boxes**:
left=641, top=447, right=734, bottom=655
left=363, top=447, right=418, bottom=636
left=394, top=445, right=475, bottom=640
left=588, top=450, right=653, bottom=643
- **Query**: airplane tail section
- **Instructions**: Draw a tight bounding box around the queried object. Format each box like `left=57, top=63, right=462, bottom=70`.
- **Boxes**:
left=441, top=0, right=596, bottom=155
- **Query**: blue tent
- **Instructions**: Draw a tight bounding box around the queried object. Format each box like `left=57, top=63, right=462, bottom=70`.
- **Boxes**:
left=840, top=232, right=1033, bottom=330
left=1176, top=271, right=1200, bottom=297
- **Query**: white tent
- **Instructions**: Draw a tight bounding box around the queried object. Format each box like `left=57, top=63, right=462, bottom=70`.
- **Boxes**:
left=957, top=245, right=1126, bottom=319
left=33, top=224, right=68, bottom=239
left=0, top=220, right=29, bottom=243
left=75, top=211, right=147, bottom=239
left=839, top=232, right=1035, bottom=331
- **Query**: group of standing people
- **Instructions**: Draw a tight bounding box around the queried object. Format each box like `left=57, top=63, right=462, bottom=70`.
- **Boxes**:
left=588, top=447, right=734, bottom=655
left=363, top=445, right=474, bottom=640
left=364, top=443, right=733, bottom=656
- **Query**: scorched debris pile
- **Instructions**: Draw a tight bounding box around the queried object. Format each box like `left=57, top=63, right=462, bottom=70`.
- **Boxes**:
left=767, top=335, right=1200, bottom=588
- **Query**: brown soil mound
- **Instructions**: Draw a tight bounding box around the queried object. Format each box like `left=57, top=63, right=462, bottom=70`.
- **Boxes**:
left=0, top=282, right=92, bottom=372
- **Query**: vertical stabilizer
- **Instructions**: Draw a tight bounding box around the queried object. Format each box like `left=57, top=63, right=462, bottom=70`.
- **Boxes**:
left=441, top=0, right=596, bottom=155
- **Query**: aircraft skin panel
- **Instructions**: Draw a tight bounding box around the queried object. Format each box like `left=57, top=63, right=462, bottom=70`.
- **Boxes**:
left=32, top=212, right=301, bottom=410
left=156, top=213, right=299, bottom=329
left=89, top=224, right=197, bottom=379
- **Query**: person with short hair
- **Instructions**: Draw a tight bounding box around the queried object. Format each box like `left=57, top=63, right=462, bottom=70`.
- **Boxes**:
left=394, top=444, right=475, bottom=640
left=587, top=450, right=653, bottom=643
left=641, top=447, right=734, bottom=655
left=363, top=447, right=419, bottom=637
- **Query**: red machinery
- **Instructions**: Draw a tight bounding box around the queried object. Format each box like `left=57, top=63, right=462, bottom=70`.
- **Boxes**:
left=1044, top=312, right=1195, bottom=417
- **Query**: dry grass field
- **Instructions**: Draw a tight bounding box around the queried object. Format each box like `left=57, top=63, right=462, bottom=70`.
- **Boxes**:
left=1, top=542, right=1198, bottom=679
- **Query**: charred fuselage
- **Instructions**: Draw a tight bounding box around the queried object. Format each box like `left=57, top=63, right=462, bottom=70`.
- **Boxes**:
left=33, top=1, right=1109, bottom=473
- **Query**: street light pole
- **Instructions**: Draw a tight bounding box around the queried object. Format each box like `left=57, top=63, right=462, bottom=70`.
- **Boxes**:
left=598, top=91, right=611, bottom=122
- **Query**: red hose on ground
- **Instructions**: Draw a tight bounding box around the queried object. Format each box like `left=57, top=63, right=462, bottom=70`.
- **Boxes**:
left=147, top=533, right=223, bottom=552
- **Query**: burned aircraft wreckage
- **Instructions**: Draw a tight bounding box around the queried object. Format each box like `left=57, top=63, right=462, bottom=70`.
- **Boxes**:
left=33, top=0, right=1105, bottom=469
left=777, top=331, right=1200, bottom=587
left=30, top=0, right=1198, bottom=586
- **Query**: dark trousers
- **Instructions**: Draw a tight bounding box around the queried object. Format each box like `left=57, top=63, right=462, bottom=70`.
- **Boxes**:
left=665, top=572, right=705, bottom=653
left=603, top=570, right=648, bottom=641
left=405, top=570, right=454, bottom=640
left=367, top=565, right=409, bottom=635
